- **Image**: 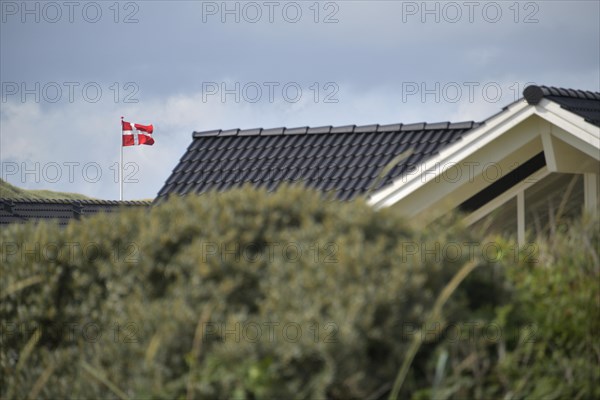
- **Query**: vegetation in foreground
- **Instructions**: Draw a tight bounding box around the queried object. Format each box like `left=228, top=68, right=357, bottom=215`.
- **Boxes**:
left=1, top=186, right=598, bottom=399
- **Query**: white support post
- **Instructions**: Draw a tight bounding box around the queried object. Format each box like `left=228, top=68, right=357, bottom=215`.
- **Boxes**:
left=517, top=191, right=525, bottom=246
left=584, top=173, right=598, bottom=217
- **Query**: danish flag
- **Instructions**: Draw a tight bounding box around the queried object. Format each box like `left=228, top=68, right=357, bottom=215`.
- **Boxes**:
left=121, top=117, right=154, bottom=146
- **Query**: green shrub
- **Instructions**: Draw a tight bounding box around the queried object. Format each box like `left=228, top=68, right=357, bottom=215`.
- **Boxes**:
left=431, top=215, right=600, bottom=400
left=1, top=185, right=597, bottom=399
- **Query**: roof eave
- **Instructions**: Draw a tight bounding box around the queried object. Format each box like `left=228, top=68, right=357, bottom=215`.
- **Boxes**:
left=367, top=100, right=532, bottom=208
left=367, top=98, right=600, bottom=210
left=533, top=98, right=600, bottom=153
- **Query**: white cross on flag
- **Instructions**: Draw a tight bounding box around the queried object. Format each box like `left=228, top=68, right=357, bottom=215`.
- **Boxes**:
left=122, top=118, right=154, bottom=146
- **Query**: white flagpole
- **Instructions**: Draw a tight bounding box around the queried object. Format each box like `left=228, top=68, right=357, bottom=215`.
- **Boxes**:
left=120, top=117, right=124, bottom=201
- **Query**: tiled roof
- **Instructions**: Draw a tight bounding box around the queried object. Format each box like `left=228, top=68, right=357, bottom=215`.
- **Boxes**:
left=157, top=85, right=598, bottom=202
left=156, top=121, right=481, bottom=201
left=523, top=85, right=600, bottom=127
left=0, top=198, right=150, bottom=226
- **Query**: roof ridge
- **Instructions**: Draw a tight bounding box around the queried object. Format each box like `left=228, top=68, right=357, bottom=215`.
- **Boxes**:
left=192, top=120, right=481, bottom=138
left=0, top=198, right=151, bottom=205
left=524, top=85, right=600, bottom=104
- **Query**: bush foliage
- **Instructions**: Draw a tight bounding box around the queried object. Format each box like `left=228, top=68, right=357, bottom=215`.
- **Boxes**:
left=1, top=185, right=598, bottom=399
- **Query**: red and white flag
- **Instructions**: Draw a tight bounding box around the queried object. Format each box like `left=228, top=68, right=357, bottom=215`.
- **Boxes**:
left=122, top=118, right=155, bottom=146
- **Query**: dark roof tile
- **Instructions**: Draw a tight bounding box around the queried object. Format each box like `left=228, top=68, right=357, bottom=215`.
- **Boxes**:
left=377, top=123, right=402, bottom=132
left=261, top=127, right=285, bottom=136
left=219, top=128, right=239, bottom=136
left=193, top=129, right=221, bottom=137
left=523, top=85, right=600, bottom=126
left=307, top=126, right=332, bottom=134
left=426, top=122, right=450, bottom=130
left=355, top=124, right=379, bottom=133
left=401, top=122, right=426, bottom=131
left=330, top=125, right=356, bottom=134
left=285, top=126, right=308, bottom=135
left=448, top=121, right=477, bottom=130
left=239, top=128, right=262, bottom=136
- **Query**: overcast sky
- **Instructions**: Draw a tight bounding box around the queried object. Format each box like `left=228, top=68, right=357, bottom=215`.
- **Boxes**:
left=1, top=0, right=599, bottom=200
